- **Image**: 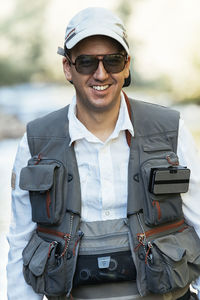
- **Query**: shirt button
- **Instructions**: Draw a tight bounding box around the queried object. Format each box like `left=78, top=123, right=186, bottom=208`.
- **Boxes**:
left=105, top=210, right=110, bottom=216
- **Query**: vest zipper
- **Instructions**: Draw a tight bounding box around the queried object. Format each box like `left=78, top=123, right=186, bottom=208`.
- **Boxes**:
left=46, top=190, right=51, bottom=219
left=135, top=213, right=185, bottom=264
left=37, top=225, right=70, bottom=239
left=61, top=214, right=74, bottom=257
left=37, top=214, right=74, bottom=257
left=33, top=155, right=64, bottom=167
left=137, top=218, right=185, bottom=241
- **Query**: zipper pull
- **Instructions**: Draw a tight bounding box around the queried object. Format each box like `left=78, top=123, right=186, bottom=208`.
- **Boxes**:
left=145, top=241, right=153, bottom=264
left=135, top=233, right=146, bottom=252
left=166, top=153, right=179, bottom=166
left=34, top=153, right=42, bottom=165
left=138, top=233, right=146, bottom=245
left=78, top=230, right=84, bottom=238
left=60, top=234, right=71, bottom=257
left=73, top=230, right=84, bottom=256
left=48, top=241, right=58, bottom=258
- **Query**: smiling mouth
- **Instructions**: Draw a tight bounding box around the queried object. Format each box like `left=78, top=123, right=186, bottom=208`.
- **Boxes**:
left=92, top=85, right=110, bottom=91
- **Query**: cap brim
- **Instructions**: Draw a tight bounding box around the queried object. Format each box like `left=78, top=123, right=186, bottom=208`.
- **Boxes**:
left=66, top=27, right=129, bottom=54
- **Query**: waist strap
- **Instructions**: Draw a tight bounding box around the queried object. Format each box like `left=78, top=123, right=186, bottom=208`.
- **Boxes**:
left=71, top=282, right=190, bottom=300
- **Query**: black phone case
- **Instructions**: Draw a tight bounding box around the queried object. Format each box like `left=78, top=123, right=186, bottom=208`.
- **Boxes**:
left=149, top=166, right=190, bottom=195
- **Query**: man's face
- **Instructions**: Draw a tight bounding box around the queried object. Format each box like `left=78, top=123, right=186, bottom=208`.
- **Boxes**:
left=63, top=35, right=130, bottom=113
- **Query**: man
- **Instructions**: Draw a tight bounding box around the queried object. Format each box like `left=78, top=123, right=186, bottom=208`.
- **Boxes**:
left=7, top=7, right=200, bottom=300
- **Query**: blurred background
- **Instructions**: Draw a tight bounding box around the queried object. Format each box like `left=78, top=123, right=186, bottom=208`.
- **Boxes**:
left=0, top=0, right=200, bottom=298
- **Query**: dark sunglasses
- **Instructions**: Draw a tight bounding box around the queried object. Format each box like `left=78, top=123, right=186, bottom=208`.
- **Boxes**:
left=66, top=53, right=128, bottom=75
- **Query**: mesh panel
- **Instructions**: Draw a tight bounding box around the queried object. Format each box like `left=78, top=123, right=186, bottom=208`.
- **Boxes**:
left=73, top=250, right=136, bottom=287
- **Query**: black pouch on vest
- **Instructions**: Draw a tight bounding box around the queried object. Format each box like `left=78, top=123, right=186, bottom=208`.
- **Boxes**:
left=20, top=156, right=65, bottom=224
left=73, top=219, right=136, bottom=287
left=73, top=250, right=136, bottom=287
left=149, top=166, right=190, bottom=194
left=140, top=152, right=185, bottom=226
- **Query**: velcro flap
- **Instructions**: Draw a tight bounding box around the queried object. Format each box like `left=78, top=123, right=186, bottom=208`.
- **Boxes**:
left=154, top=235, right=186, bottom=262
left=23, top=232, right=43, bottom=266
left=29, top=239, right=50, bottom=276
left=20, top=164, right=57, bottom=191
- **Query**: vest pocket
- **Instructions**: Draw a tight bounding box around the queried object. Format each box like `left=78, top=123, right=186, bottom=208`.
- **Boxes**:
left=23, top=231, right=52, bottom=293
left=20, top=157, right=65, bottom=224
left=22, top=228, right=83, bottom=297
left=144, top=226, right=200, bottom=294
left=22, top=231, right=67, bottom=295
left=140, top=152, right=183, bottom=226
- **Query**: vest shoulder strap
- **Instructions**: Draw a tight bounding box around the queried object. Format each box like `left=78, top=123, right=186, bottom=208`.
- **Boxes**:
left=27, top=105, right=70, bottom=156
left=128, top=97, right=180, bottom=152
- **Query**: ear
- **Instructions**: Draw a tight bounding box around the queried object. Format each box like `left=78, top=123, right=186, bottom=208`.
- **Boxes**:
left=62, top=57, right=72, bottom=81
left=124, top=56, right=131, bottom=79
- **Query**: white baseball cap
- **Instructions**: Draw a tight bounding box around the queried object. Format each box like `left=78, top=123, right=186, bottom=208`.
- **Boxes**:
left=57, top=7, right=129, bottom=56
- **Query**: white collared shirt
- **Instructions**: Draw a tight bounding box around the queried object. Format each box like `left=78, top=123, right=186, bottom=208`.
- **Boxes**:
left=68, top=94, right=134, bottom=221
left=7, top=93, right=200, bottom=299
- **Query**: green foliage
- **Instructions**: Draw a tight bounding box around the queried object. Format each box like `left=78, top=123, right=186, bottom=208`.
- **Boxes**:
left=0, top=0, right=48, bottom=85
left=115, top=0, right=133, bottom=24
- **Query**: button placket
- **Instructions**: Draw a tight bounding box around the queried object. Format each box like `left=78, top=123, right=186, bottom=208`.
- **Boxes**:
left=98, top=143, right=115, bottom=219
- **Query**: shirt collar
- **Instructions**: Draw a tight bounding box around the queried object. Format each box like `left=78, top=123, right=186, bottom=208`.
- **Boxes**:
left=68, top=93, right=134, bottom=146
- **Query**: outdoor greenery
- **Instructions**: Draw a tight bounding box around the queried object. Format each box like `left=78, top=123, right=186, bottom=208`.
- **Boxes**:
left=0, top=0, right=200, bottom=104
left=0, top=0, right=49, bottom=85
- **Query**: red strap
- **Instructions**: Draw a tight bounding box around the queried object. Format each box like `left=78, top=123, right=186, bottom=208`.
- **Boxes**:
left=123, top=91, right=132, bottom=147
left=37, top=226, right=70, bottom=239
left=153, top=200, right=162, bottom=221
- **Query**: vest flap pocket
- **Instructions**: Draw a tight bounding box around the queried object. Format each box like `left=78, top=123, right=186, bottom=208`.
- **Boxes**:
left=152, top=226, right=200, bottom=263
left=153, top=236, right=186, bottom=261
left=145, top=225, right=200, bottom=294
left=20, top=164, right=57, bottom=191
left=20, top=159, right=65, bottom=225
left=29, top=239, right=50, bottom=276
left=23, top=231, right=44, bottom=266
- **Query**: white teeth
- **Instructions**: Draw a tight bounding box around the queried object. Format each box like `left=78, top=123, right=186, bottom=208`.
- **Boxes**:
left=92, top=85, right=109, bottom=91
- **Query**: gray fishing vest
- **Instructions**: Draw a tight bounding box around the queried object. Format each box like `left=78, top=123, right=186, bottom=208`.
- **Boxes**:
left=19, top=96, right=200, bottom=299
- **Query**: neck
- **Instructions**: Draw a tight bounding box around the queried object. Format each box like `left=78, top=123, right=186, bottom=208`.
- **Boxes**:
left=76, top=101, right=121, bottom=142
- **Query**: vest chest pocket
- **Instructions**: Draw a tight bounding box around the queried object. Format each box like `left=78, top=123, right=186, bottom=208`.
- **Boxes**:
left=140, top=152, right=184, bottom=226
left=20, top=157, right=65, bottom=224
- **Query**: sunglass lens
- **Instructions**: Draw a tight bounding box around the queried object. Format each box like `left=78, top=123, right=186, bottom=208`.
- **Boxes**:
left=76, top=55, right=98, bottom=74
left=104, top=54, right=125, bottom=73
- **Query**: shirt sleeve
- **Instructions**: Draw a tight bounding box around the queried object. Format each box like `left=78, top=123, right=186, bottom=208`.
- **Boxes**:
left=177, top=118, right=200, bottom=298
left=6, top=133, right=43, bottom=300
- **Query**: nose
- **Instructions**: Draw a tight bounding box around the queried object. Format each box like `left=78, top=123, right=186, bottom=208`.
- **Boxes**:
left=93, top=60, right=109, bottom=81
